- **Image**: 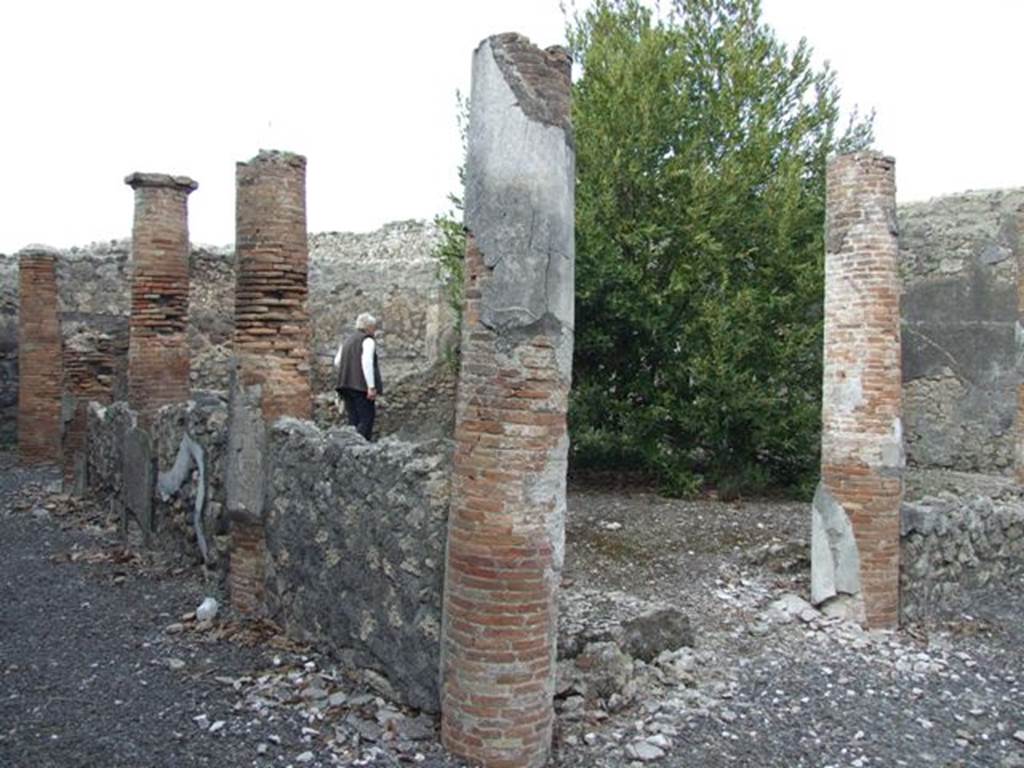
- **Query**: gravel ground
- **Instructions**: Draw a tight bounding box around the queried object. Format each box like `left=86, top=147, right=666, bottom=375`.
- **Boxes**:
left=2, top=454, right=1022, bottom=767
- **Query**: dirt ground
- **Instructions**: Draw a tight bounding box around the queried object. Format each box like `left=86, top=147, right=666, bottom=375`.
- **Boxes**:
left=2, top=453, right=1022, bottom=767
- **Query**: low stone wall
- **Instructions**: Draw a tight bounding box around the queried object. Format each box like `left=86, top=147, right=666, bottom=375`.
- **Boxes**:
left=263, top=418, right=452, bottom=711
left=84, top=397, right=452, bottom=710
left=153, top=394, right=231, bottom=567
left=86, top=401, right=136, bottom=518
left=900, top=493, right=1024, bottom=622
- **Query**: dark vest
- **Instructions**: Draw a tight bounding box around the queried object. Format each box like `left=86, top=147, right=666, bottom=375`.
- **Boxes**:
left=336, top=331, right=383, bottom=394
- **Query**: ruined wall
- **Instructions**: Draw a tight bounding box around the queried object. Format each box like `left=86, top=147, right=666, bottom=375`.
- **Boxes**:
left=901, top=492, right=1024, bottom=622
left=900, top=189, right=1024, bottom=474
left=0, top=255, right=21, bottom=445
left=1, top=221, right=453, bottom=447
left=309, top=221, right=457, bottom=439
left=263, top=419, right=452, bottom=711
left=85, top=397, right=450, bottom=709
left=153, top=395, right=231, bottom=567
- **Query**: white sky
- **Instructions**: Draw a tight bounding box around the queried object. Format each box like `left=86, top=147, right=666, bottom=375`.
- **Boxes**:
left=1, top=1, right=1021, bottom=254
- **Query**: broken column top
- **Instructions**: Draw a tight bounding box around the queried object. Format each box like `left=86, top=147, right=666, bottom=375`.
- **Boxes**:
left=481, top=32, right=572, bottom=137
left=124, top=172, right=198, bottom=192
left=16, top=243, right=60, bottom=260
left=831, top=150, right=895, bottom=168
left=238, top=149, right=307, bottom=170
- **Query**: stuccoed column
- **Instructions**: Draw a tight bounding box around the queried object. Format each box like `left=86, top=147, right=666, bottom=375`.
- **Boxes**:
left=226, top=150, right=311, bottom=614
left=813, top=151, right=903, bottom=629
left=17, top=245, right=63, bottom=466
left=440, top=34, right=574, bottom=768
left=124, top=172, right=198, bottom=425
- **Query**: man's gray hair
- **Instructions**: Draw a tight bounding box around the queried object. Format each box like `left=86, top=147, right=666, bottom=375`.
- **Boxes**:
left=355, top=312, right=377, bottom=331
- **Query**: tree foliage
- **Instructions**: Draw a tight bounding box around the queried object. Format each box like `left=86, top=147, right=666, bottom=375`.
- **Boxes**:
left=567, top=0, right=872, bottom=495
left=434, top=0, right=873, bottom=496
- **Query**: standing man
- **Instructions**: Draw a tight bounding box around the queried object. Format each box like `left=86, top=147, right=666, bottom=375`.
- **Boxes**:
left=334, top=313, right=383, bottom=440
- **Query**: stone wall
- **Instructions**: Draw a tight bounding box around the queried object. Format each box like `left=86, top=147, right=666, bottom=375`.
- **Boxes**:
left=153, top=394, right=231, bottom=568
left=900, top=189, right=1024, bottom=474
left=0, top=255, right=17, bottom=445
left=84, top=398, right=451, bottom=709
left=263, top=419, right=452, bottom=711
left=901, top=491, right=1024, bottom=622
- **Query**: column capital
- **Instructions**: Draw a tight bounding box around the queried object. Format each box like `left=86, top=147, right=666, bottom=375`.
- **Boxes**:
left=16, top=243, right=60, bottom=261
left=124, top=172, right=198, bottom=193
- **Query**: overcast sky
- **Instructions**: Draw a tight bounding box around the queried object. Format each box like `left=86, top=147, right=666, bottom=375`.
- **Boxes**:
left=1, top=1, right=1021, bottom=254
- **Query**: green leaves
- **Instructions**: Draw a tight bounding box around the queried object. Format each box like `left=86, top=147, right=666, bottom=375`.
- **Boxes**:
left=568, top=0, right=873, bottom=495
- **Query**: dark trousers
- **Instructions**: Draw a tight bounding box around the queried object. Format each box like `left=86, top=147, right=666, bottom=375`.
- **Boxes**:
left=339, top=388, right=375, bottom=440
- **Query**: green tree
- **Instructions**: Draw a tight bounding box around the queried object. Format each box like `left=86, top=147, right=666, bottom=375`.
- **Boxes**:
left=434, top=0, right=872, bottom=495
left=567, top=0, right=872, bottom=495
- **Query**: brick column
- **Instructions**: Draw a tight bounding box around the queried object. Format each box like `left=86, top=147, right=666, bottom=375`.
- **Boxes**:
left=812, top=151, right=903, bottom=629
left=125, top=172, right=198, bottom=425
left=440, top=35, right=574, bottom=768
left=1015, top=203, right=1024, bottom=484
left=17, top=246, right=62, bottom=466
left=227, top=150, right=311, bottom=613
left=62, top=329, right=118, bottom=493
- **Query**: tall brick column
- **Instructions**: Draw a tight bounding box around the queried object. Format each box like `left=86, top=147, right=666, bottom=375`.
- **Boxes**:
left=440, top=35, right=574, bottom=768
left=812, top=151, right=903, bottom=629
left=17, top=246, right=63, bottom=466
left=227, top=150, right=311, bottom=613
left=125, top=172, right=198, bottom=425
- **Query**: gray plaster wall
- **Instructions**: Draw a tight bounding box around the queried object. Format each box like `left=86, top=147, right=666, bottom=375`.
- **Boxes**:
left=263, top=419, right=452, bottom=712
left=899, top=189, right=1024, bottom=473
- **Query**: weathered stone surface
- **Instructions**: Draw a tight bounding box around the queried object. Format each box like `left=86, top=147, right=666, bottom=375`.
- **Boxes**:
left=899, top=188, right=1024, bottom=475
left=86, top=401, right=135, bottom=515
left=263, top=418, right=452, bottom=711
left=572, top=641, right=634, bottom=702
left=441, top=33, right=575, bottom=768
left=618, top=608, right=694, bottom=662
left=123, top=425, right=155, bottom=538
left=153, top=393, right=230, bottom=567
left=900, top=491, right=1024, bottom=622
left=308, top=221, right=457, bottom=438
left=810, top=483, right=862, bottom=608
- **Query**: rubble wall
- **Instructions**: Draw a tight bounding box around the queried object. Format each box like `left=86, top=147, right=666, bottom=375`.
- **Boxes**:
left=899, top=189, right=1024, bottom=474
left=85, top=401, right=451, bottom=710
left=263, top=419, right=452, bottom=711
left=901, top=493, right=1024, bottom=622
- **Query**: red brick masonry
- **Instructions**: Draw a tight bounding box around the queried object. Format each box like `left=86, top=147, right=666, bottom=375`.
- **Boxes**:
left=124, top=172, right=198, bottom=425
left=441, top=34, right=575, bottom=768
left=228, top=150, right=311, bottom=613
left=821, top=152, right=903, bottom=629
left=17, top=247, right=62, bottom=466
